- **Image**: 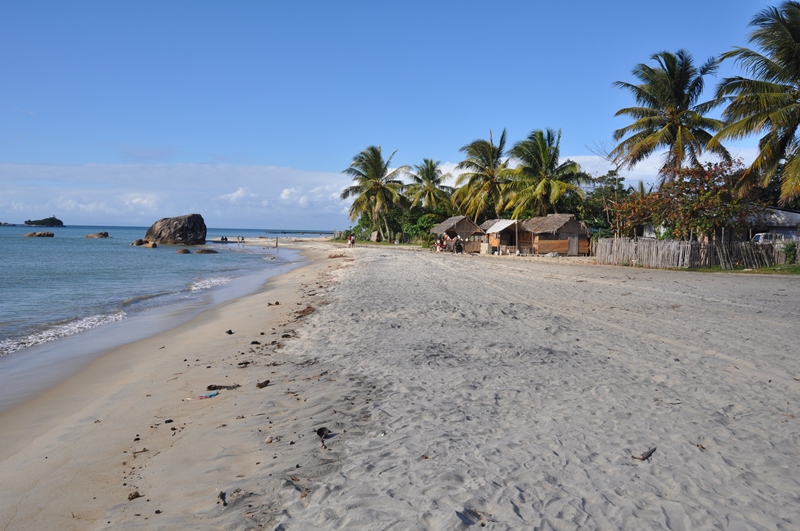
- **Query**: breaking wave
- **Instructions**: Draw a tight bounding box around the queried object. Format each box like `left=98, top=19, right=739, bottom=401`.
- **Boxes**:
left=0, top=312, right=127, bottom=357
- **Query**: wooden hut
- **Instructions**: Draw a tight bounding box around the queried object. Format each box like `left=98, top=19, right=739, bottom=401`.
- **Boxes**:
left=521, top=214, right=590, bottom=256
left=482, top=219, right=527, bottom=254
left=430, top=216, right=484, bottom=253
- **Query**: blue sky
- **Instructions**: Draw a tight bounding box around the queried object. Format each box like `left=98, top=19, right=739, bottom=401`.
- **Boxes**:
left=1, top=0, right=767, bottom=229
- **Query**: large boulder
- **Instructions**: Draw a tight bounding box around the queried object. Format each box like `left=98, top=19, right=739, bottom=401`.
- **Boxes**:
left=86, top=232, right=109, bottom=238
left=24, top=232, right=54, bottom=237
left=144, top=214, right=207, bottom=245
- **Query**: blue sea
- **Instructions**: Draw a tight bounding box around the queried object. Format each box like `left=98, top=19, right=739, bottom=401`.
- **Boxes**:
left=0, top=224, right=322, bottom=412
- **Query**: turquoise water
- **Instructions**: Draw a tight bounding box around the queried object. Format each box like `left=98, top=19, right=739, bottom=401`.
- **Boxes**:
left=0, top=225, right=306, bottom=355
left=0, top=224, right=319, bottom=411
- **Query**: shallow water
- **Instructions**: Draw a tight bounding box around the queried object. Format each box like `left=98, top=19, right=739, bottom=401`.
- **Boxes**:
left=0, top=224, right=311, bottom=412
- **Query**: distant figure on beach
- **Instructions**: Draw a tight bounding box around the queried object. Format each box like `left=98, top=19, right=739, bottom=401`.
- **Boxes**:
left=348, top=235, right=354, bottom=248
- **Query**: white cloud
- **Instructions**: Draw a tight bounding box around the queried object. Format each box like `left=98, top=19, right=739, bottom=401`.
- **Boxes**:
left=280, top=187, right=299, bottom=201
left=219, top=187, right=259, bottom=203
left=121, top=193, right=160, bottom=209
left=0, top=163, right=353, bottom=229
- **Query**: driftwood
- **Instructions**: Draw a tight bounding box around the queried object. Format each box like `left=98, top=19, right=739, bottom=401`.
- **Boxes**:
left=631, top=447, right=656, bottom=461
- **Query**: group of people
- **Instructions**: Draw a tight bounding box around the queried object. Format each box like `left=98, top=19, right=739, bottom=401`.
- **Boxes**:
left=347, top=234, right=355, bottom=248
left=434, top=234, right=463, bottom=253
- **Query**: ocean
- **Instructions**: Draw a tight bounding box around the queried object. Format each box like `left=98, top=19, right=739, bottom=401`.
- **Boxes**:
left=0, top=224, right=319, bottom=412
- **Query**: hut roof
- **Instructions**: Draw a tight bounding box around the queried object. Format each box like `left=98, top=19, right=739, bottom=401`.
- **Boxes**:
left=480, top=219, right=501, bottom=231
left=485, top=219, right=518, bottom=234
left=521, top=213, right=585, bottom=234
left=429, top=216, right=483, bottom=236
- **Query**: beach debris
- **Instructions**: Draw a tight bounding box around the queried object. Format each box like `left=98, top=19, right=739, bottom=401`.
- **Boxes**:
left=198, top=391, right=219, bottom=399
left=218, top=491, right=228, bottom=506
left=132, top=448, right=149, bottom=457
left=164, top=419, right=174, bottom=424
left=250, top=340, right=261, bottom=345
left=206, top=384, right=240, bottom=391
left=697, top=443, right=706, bottom=451
left=256, top=379, right=270, bottom=389
left=225, top=329, right=234, bottom=335
left=237, top=361, right=251, bottom=368
left=265, top=436, right=273, bottom=444
left=128, top=491, right=143, bottom=501
left=631, top=447, right=657, bottom=461
left=316, top=427, right=330, bottom=440
left=296, top=305, right=315, bottom=317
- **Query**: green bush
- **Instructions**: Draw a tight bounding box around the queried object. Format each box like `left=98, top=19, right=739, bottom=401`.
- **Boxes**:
left=785, top=241, right=797, bottom=264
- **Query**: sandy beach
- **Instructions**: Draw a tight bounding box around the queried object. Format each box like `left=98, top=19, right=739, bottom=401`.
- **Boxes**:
left=1, top=242, right=799, bottom=530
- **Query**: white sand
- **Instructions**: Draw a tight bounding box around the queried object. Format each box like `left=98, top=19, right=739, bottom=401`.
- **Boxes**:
left=1, top=243, right=799, bottom=530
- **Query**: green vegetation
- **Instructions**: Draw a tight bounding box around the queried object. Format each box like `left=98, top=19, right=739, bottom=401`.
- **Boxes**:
left=712, top=1, right=800, bottom=204
left=24, top=216, right=63, bottom=227
left=784, top=241, right=797, bottom=264
left=338, top=2, right=800, bottom=250
left=612, top=50, right=730, bottom=180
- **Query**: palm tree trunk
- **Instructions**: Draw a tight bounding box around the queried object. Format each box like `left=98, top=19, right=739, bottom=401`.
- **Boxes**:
left=383, top=214, right=391, bottom=243
left=372, top=210, right=383, bottom=241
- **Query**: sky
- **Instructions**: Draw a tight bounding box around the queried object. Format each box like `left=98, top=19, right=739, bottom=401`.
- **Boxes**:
left=0, top=0, right=768, bottom=229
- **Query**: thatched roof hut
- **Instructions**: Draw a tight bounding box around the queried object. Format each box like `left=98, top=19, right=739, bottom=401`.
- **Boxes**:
left=521, top=214, right=589, bottom=255
left=430, top=216, right=484, bottom=240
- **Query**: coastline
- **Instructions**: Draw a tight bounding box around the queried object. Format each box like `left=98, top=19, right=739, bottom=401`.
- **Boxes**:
left=0, top=240, right=355, bottom=529
left=0, top=241, right=306, bottom=414
left=1, top=242, right=799, bottom=529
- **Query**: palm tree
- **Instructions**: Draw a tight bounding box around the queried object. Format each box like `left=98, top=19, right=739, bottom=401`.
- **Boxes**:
left=712, top=1, right=800, bottom=204
left=340, top=146, right=409, bottom=241
left=611, top=50, right=730, bottom=183
left=452, top=129, right=510, bottom=222
left=405, top=159, right=454, bottom=213
left=506, top=129, right=590, bottom=217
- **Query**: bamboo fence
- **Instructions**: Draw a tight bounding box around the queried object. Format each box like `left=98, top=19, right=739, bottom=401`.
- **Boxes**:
left=595, top=238, right=786, bottom=270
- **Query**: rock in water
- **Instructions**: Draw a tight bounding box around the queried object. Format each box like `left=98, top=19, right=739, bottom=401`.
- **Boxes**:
left=23, top=232, right=54, bottom=237
left=144, top=214, right=207, bottom=245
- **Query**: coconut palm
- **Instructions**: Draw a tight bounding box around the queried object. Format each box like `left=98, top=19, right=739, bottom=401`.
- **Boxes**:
left=506, top=129, right=590, bottom=217
left=340, top=146, right=409, bottom=241
left=612, top=50, right=730, bottom=183
left=452, top=129, right=510, bottom=222
left=405, top=159, right=454, bottom=212
left=712, top=1, right=800, bottom=204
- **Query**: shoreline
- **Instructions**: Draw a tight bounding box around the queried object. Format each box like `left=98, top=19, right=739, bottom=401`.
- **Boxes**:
left=2, top=242, right=799, bottom=529
left=0, top=243, right=306, bottom=414
left=0, top=240, right=358, bottom=529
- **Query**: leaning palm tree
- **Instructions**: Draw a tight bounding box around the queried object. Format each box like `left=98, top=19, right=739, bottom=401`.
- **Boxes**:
left=711, top=1, right=800, bottom=204
left=405, top=159, right=454, bottom=212
left=340, top=146, right=409, bottom=241
left=506, top=129, right=590, bottom=217
left=612, top=49, right=730, bottom=183
left=452, top=129, right=510, bottom=222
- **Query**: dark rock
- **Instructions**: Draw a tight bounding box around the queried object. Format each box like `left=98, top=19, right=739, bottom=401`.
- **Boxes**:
left=176, top=248, right=191, bottom=254
left=23, top=232, right=54, bottom=237
left=132, top=239, right=145, bottom=246
left=195, top=249, right=218, bottom=254
left=24, top=216, right=63, bottom=227
left=86, top=232, right=109, bottom=238
left=144, top=214, right=207, bottom=245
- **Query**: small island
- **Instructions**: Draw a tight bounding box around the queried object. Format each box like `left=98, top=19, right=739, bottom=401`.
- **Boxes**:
left=24, top=216, right=64, bottom=227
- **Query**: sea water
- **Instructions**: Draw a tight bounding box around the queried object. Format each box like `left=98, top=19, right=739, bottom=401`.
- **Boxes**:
left=0, top=224, right=318, bottom=412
